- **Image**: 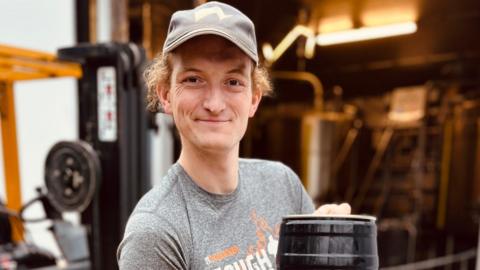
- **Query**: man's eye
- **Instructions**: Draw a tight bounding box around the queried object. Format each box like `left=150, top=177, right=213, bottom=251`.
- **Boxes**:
left=183, top=77, right=199, bottom=84
left=227, top=79, right=241, bottom=86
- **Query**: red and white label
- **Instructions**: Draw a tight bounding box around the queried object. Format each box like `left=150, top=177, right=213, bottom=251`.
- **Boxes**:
left=97, top=66, right=117, bottom=142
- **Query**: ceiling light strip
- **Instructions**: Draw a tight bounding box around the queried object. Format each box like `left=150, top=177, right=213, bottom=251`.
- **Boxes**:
left=316, top=22, right=417, bottom=46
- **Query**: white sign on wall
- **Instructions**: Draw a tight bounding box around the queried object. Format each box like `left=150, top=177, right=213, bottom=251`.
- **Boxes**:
left=97, top=66, right=117, bottom=142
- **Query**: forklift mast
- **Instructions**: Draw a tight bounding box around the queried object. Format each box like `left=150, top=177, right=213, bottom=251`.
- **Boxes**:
left=58, top=42, right=151, bottom=270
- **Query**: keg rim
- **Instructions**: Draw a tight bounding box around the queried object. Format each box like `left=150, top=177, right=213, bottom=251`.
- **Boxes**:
left=283, top=214, right=376, bottom=221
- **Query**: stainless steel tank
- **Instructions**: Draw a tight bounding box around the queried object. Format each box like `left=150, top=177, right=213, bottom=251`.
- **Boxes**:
left=244, top=104, right=356, bottom=202
left=300, top=109, right=355, bottom=201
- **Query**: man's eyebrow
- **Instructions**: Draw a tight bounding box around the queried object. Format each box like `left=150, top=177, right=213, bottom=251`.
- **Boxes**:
left=226, top=64, right=249, bottom=76
left=179, top=67, right=203, bottom=73
left=179, top=64, right=250, bottom=75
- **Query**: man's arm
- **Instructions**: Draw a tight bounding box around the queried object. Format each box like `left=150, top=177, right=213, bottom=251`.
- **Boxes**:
left=281, top=164, right=315, bottom=214
left=117, top=212, right=189, bottom=270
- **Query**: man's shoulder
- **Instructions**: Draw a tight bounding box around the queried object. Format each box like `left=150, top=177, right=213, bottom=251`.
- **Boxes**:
left=128, top=164, right=189, bottom=229
left=240, top=158, right=291, bottom=171
left=119, top=164, right=193, bottom=268
left=239, top=158, right=296, bottom=181
left=237, top=158, right=309, bottom=214
left=240, top=157, right=282, bottom=167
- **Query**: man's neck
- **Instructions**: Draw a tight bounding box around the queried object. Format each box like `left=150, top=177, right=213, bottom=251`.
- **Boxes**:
left=178, top=144, right=239, bottom=195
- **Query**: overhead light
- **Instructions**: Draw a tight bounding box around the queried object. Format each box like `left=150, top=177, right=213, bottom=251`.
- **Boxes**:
left=362, top=11, right=417, bottom=27
left=316, top=21, right=417, bottom=46
left=262, top=21, right=417, bottom=63
left=361, top=0, right=418, bottom=27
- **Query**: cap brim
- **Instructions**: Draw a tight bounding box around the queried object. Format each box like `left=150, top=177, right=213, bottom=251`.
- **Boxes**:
left=163, top=27, right=258, bottom=64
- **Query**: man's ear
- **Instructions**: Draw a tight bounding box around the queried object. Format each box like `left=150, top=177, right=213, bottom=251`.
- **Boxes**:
left=156, top=83, right=172, bottom=114
left=248, top=90, right=262, bottom=117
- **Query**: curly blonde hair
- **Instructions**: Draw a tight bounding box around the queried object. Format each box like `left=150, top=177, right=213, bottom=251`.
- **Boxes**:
left=144, top=53, right=273, bottom=112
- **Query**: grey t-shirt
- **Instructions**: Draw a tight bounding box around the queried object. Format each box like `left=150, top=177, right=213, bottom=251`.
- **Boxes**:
left=117, top=158, right=314, bottom=269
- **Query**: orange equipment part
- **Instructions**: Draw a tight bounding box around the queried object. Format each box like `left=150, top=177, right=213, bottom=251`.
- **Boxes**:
left=0, top=43, right=82, bottom=242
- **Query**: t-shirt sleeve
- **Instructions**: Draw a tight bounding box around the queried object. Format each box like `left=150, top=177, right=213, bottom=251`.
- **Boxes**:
left=299, top=184, right=315, bottom=214
left=283, top=164, right=315, bottom=214
left=117, top=212, right=189, bottom=270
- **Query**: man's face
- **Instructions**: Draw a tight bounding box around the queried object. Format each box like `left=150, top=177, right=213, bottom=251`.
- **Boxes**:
left=159, top=35, right=262, bottom=153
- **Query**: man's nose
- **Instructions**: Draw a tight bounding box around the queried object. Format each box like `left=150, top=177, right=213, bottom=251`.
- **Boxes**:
left=202, top=86, right=226, bottom=114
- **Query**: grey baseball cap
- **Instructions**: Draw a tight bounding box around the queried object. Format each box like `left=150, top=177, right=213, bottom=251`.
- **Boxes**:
left=163, top=1, right=259, bottom=65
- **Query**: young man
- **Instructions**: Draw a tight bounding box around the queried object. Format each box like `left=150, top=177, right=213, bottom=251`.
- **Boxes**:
left=117, top=2, right=350, bottom=269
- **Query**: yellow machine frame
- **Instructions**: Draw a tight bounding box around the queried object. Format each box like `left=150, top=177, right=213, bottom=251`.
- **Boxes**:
left=0, top=44, right=82, bottom=241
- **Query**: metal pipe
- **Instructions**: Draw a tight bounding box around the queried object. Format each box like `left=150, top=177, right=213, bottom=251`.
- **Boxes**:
left=0, top=81, right=24, bottom=242
left=351, top=126, right=394, bottom=208
left=271, top=71, right=324, bottom=110
left=332, top=120, right=361, bottom=175
left=331, top=120, right=361, bottom=198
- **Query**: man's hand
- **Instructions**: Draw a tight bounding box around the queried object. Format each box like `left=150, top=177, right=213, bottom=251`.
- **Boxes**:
left=314, top=203, right=351, bottom=215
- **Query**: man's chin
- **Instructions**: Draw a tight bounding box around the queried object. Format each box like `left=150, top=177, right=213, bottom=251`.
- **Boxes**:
left=195, top=139, right=236, bottom=153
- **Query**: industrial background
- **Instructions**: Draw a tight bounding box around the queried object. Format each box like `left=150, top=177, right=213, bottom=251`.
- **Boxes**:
left=0, top=0, right=479, bottom=269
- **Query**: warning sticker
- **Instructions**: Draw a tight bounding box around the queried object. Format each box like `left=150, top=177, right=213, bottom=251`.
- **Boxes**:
left=97, top=66, right=117, bottom=142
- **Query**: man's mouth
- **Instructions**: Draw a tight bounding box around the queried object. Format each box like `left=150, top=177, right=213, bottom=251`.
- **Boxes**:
left=195, top=118, right=230, bottom=123
left=196, top=119, right=230, bottom=124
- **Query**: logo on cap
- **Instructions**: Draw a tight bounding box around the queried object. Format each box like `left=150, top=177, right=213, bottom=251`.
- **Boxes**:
left=194, top=7, right=232, bottom=22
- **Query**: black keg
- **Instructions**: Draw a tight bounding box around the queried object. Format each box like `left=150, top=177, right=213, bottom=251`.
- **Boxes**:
left=277, top=215, right=378, bottom=270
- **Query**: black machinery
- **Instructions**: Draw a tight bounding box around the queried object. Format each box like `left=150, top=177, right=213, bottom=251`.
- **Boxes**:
left=0, top=141, right=99, bottom=269
left=1, top=42, right=152, bottom=270
left=55, top=42, right=152, bottom=270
